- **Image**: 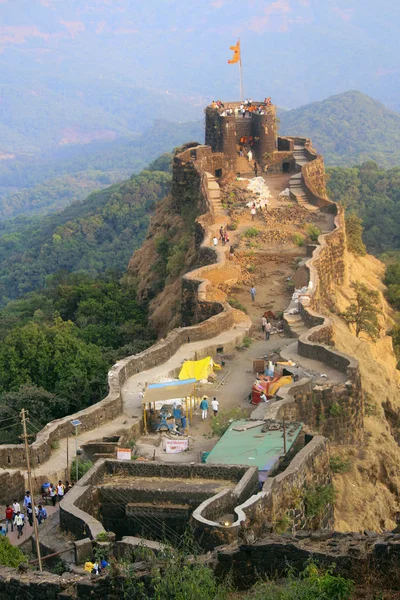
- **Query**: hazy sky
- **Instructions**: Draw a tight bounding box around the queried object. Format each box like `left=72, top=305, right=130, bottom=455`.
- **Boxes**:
left=0, top=0, right=399, bottom=109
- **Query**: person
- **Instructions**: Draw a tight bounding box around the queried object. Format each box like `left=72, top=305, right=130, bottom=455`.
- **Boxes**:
left=92, top=561, right=100, bottom=575
left=100, top=558, right=109, bottom=570
left=224, top=231, right=229, bottom=245
left=37, top=505, right=47, bottom=525
left=12, top=499, right=20, bottom=520
left=254, top=162, right=258, bottom=177
left=14, top=511, right=24, bottom=540
left=260, top=392, right=267, bottom=403
left=200, top=396, right=208, bottom=420
left=23, top=491, right=31, bottom=511
left=26, top=502, right=33, bottom=527
left=261, top=316, right=267, bottom=332
left=57, top=480, right=65, bottom=502
left=219, top=226, right=224, bottom=240
left=251, top=206, right=256, bottom=221
left=248, top=149, right=253, bottom=162
left=250, top=286, right=256, bottom=302
left=229, top=245, right=234, bottom=260
left=65, top=481, right=72, bottom=494
left=211, top=397, right=219, bottom=416
left=0, top=526, right=6, bottom=537
left=212, top=236, right=218, bottom=247
left=5, top=505, right=13, bottom=533
left=49, top=483, right=56, bottom=507
left=265, top=320, right=272, bottom=340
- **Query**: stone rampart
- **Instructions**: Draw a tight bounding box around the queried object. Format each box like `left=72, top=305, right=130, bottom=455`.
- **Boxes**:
left=0, top=143, right=250, bottom=471
left=282, top=142, right=363, bottom=443
left=217, top=530, right=400, bottom=590
left=192, top=436, right=332, bottom=549
left=60, top=459, right=253, bottom=541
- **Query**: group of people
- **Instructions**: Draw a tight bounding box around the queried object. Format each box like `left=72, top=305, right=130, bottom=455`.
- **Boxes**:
left=212, top=225, right=231, bottom=247
left=4, top=492, right=49, bottom=539
left=261, top=316, right=273, bottom=340
left=84, top=558, right=110, bottom=575
left=45, top=480, right=72, bottom=506
left=200, top=396, right=219, bottom=420
left=211, top=98, right=273, bottom=118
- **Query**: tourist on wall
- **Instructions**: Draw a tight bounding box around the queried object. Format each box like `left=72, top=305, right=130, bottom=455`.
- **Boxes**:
left=57, top=480, right=65, bottom=502
left=200, top=396, right=209, bottom=420
left=5, top=505, right=13, bottom=533
left=49, top=483, right=57, bottom=506
left=250, top=286, right=256, bottom=302
left=261, top=316, right=267, bottom=332
left=12, top=499, right=20, bottom=520
left=248, top=149, right=253, bottom=162
left=26, top=503, right=33, bottom=527
left=212, top=236, right=218, bottom=246
left=265, top=320, right=272, bottom=340
left=211, top=397, right=219, bottom=416
left=13, top=511, right=24, bottom=539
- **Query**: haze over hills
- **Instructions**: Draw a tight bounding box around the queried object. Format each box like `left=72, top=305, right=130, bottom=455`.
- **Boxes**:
left=279, top=91, right=400, bottom=168
left=0, top=0, right=399, bottom=159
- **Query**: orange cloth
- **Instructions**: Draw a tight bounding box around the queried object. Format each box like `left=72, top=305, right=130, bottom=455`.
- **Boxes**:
left=228, top=40, right=241, bottom=64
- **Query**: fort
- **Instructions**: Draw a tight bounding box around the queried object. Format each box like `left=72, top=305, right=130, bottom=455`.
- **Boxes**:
left=0, top=99, right=391, bottom=594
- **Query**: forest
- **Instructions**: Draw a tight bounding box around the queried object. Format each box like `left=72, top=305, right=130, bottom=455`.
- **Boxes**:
left=327, top=161, right=400, bottom=255
left=0, top=158, right=176, bottom=442
left=0, top=272, right=155, bottom=444
left=0, top=161, right=172, bottom=303
left=279, top=91, right=400, bottom=168
left=0, top=119, right=202, bottom=218
left=328, top=162, right=400, bottom=364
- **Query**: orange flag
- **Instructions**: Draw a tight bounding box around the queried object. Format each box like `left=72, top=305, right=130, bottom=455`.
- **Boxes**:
left=228, top=40, right=240, bottom=64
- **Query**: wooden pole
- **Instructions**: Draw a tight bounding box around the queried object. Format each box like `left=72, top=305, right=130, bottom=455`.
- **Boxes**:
left=143, top=403, right=147, bottom=434
left=66, top=436, right=69, bottom=481
left=283, top=411, right=287, bottom=455
left=239, top=39, right=244, bottom=101
left=20, top=409, right=42, bottom=572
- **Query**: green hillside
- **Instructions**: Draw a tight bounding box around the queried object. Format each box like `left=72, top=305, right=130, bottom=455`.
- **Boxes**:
left=279, top=91, right=400, bottom=167
left=0, top=159, right=172, bottom=303
left=0, top=119, right=203, bottom=219
left=327, top=161, right=400, bottom=254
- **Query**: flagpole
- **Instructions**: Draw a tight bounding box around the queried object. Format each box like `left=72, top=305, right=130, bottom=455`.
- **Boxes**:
left=239, top=39, right=244, bottom=101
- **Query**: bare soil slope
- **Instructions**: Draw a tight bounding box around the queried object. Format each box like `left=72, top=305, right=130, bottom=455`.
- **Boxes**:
left=329, top=253, right=400, bottom=531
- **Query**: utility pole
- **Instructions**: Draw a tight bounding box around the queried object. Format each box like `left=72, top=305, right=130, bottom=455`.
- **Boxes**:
left=70, top=419, right=82, bottom=483
left=283, top=411, right=287, bottom=455
left=20, top=408, right=42, bottom=572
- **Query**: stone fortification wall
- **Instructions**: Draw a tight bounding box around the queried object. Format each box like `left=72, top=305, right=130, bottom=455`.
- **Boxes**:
left=60, top=459, right=253, bottom=540
left=216, top=530, right=400, bottom=590
left=281, top=143, right=363, bottom=443
left=205, top=104, right=277, bottom=167
left=0, top=143, right=250, bottom=472
left=192, top=436, right=332, bottom=549
left=0, top=470, right=25, bottom=504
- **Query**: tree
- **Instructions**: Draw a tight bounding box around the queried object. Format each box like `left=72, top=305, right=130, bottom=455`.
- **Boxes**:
left=345, top=214, right=366, bottom=256
left=341, top=282, right=380, bottom=340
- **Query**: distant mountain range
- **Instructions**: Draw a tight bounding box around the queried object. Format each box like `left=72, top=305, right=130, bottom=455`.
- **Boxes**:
left=279, top=91, right=400, bottom=168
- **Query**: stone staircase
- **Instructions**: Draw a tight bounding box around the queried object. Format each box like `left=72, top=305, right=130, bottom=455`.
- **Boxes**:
left=235, top=155, right=255, bottom=177
left=289, top=145, right=320, bottom=212
left=204, top=172, right=224, bottom=216
left=284, top=312, right=309, bottom=339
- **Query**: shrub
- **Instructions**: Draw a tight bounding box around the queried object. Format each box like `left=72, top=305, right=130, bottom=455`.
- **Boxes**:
left=244, top=227, right=259, bottom=238
left=330, top=403, right=342, bottom=416
left=330, top=455, right=351, bottom=473
left=228, top=221, right=238, bottom=231
left=227, top=298, right=247, bottom=313
left=306, top=223, right=321, bottom=242
left=0, top=537, right=27, bottom=568
left=242, top=335, right=252, bottom=348
left=305, top=484, right=336, bottom=523
left=71, top=458, right=93, bottom=482
left=292, top=233, right=305, bottom=246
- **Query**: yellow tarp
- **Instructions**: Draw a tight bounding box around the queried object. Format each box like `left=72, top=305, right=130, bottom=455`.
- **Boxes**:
left=268, top=375, right=293, bottom=397
left=178, top=356, right=221, bottom=381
